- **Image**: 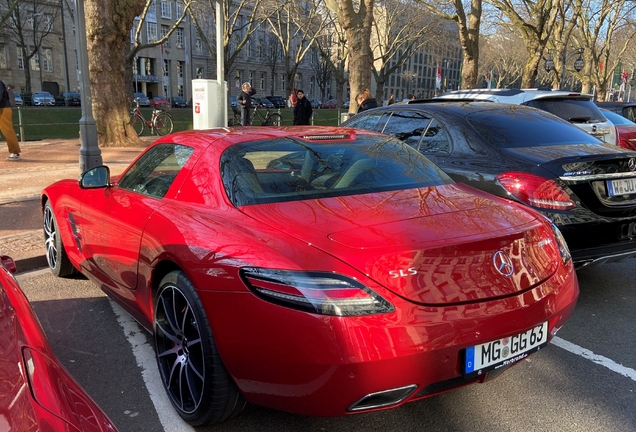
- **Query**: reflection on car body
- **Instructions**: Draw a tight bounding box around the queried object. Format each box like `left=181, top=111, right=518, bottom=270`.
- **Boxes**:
left=343, top=101, right=636, bottom=268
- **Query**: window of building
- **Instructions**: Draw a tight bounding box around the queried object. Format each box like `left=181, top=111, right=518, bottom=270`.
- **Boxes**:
left=176, top=1, right=185, bottom=18
left=177, top=61, right=184, bottom=78
left=280, top=74, right=285, bottom=91
left=176, top=28, right=184, bottom=48
left=195, top=37, right=203, bottom=52
left=178, top=84, right=184, bottom=97
left=161, top=25, right=170, bottom=46
left=42, top=48, right=53, bottom=72
left=164, top=59, right=169, bottom=76
left=161, top=0, right=172, bottom=19
left=0, top=45, right=6, bottom=69
left=260, top=72, right=265, bottom=90
left=147, top=22, right=158, bottom=43
left=30, top=50, right=40, bottom=71
left=196, top=67, right=204, bottom=79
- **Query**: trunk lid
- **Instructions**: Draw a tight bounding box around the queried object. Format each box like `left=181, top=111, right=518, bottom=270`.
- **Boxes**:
left=240, top=184, right=561, bottom=305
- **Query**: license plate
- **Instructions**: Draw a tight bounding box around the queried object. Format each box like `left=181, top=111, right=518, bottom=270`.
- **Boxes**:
left=607, top=177, right=636, bottom=197
left=464, top=322, right=548, bottom=377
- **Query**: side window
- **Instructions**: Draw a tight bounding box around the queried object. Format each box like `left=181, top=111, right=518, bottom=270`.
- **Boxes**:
left=345, top=112, right=385, bottom=132
left=382, top=111, right=432, bottom=149
left=118, top=144, right=194, bottom=198
left=419, top=118, right=450, bottom=154
left=622, top=106, right=636, bottom=123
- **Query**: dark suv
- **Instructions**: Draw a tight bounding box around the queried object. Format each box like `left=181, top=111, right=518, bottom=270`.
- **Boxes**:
left=265, top=95, right=286, bottom=108
left=343, top=100, right=636, bottom=268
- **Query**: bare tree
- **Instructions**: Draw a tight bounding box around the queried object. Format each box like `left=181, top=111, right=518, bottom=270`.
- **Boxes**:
left=3, top=0, right=59, bottom=94
left=371, top=0, right=443, bottom=102
left=573, top=0, right=636, bottom=100
left=0, top=0, right=20, bottom=27
left=414, top=0, right=483, bottom=89
left=325, top=0, right=375, bottom=113
left=309, top=47, right=332, bottom=102
left=479, top=29, right=525, bottom=88
left=261, top=32, right=283, bottom=95
left=188, top=0, right=266, bottom=82
left=313, top=10, right=348, bottom=107
left=486, top=0, right=560, bottom=88
left=264, top=0, right=328, bottom=98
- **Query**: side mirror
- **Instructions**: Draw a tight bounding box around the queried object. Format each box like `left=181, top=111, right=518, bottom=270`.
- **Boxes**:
left=79, top=166, right=111, bottom=189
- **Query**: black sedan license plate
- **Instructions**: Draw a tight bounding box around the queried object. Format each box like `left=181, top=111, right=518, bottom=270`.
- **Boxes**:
left=464, top=322, right=548, bottom=377
left=607, top=177, right=636, bottom=197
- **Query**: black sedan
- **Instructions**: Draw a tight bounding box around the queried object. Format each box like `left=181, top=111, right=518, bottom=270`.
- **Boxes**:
left=169, top=96, right=188, bottom=108
left=343, top=101, right=636, bottom=268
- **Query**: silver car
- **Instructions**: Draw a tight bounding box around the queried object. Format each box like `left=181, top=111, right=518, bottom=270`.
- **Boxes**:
left=31, top=91, right=55, bottom=106
left=13, top=92, right=23, bottom=106
left=436, top=88, right=617, bottom=145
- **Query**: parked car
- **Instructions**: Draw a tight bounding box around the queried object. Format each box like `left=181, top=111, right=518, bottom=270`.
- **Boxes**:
left=169, top=96, right=187, bottom=108
left=436, top=88, right=617, bottom=145
left=42, top=126, right=578, bottom=426
left=133, top=92, right=150, bottom=106
left=265, top=95, right=286, bottom=108
left=308, top=98, right=322, bottom=109
left=256, top=97, right=275, bottom=109
left=342, top=101, right=636, bottom=268
left=0, top=254, right=119, bottom=431
left=13, top=92, right=23, bottom=106
left=150, top=96, right=170, bottom=109
left=229, top=96, right=237, bottom=108
left=322, top=99, right=338, bottom=109
left=55, top=91, right=81, bottom=106
left=600, top=108, right=636, bottom=151
left=343, top=100, right=350, bottom=109
left=30, top=91, right=56, bottom=106
left=596, top=102, right=636, bottom=123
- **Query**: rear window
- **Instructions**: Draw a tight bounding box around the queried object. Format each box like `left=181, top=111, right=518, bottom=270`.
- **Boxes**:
left=602, top=109, right=636, bottom=126
left=221, top=136, right=452, bottom=206
left=524, top=98, right=606, bottom=123
left=466, top=109, right=602, bottom=148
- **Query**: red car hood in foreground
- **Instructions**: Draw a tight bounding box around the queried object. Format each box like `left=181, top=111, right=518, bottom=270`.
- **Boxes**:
left=240, top=184, right=559, bottom=305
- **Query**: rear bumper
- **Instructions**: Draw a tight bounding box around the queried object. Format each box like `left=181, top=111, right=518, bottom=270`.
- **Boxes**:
left=202, top=262, right=579, bottom=417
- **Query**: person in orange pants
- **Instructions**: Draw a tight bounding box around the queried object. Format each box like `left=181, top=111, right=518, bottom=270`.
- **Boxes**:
left=0, top=80, right=20, bottom=161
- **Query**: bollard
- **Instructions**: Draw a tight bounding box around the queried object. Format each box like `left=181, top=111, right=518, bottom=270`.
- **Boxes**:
left=17, top=106, right=25, bottom=142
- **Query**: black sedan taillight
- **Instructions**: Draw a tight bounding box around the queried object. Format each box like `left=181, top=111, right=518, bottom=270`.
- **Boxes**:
left=497, top=172, right=576, bottom=211
left=241, top=268, right=394, bottom=316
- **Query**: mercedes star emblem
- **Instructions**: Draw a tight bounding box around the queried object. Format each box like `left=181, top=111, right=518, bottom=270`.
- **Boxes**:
left=493, top=251, right=514, bottom=277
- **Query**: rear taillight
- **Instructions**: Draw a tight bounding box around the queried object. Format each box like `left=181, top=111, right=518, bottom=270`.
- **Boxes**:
left=241, top=268, right=394, bottom=316
left=497, top=172, right=576, bottom=211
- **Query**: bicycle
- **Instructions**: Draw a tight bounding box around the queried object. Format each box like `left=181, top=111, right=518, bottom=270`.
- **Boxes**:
left=230, top=104, right=282, bottom=126
left=130, top=100, right=174, bottom=136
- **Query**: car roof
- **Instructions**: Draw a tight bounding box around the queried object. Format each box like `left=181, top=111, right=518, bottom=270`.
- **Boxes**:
left=436, top=88, right=594, bottom=103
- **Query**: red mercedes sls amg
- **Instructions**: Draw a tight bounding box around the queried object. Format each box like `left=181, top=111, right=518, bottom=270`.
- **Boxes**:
left=41, top=127, right=578, bottom=426
left=0, top=255, right=118, bottom=431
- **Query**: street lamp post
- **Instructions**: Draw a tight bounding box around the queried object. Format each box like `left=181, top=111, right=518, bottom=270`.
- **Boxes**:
left=60, top=0, right=71, bottom=95
left=74, top=0, right=102, bottom=173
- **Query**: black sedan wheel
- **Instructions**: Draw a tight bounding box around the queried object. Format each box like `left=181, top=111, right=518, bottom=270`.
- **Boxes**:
left=43, top=202, right=77, bottom=277
left=154, top=271, right=249, bottom=426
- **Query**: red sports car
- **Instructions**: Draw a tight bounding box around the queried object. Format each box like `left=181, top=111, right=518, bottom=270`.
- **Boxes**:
left=0, top=255, right=118, bottom=431
left=41, top=127, right=578, bottom=426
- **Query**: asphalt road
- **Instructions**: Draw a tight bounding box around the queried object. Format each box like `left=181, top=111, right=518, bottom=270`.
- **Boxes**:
left=15, top=260, right=636, bottom=432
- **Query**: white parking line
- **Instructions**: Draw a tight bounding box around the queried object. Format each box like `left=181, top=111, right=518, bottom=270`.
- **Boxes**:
left=552, top=336, right=636, bottom=382
left=109, top=300, right=195, bottom=432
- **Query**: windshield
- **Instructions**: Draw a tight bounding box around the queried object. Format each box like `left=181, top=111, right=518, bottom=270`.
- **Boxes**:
left=221, top=136, right=452, bottom=206
left=466, top=108, right=603, bottom=148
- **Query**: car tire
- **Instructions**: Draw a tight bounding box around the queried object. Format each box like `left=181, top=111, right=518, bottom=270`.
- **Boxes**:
left=43, top=202, right=78, bottom=277
left=154, top=271, right=250, bottom=426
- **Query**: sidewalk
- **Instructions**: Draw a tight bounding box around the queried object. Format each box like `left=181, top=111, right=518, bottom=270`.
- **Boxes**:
left=0, top=138, right=149, bottom=272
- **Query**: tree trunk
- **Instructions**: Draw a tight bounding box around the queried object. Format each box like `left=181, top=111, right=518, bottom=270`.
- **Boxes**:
left=328, top=0, right=374, bottom=113
left=456, top=0, right=481, bottom=89
left=85, top=0, right=146, bottom=147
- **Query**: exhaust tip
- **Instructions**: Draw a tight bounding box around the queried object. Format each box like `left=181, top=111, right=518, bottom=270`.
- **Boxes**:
left=348, top=384, right=418, bottom=412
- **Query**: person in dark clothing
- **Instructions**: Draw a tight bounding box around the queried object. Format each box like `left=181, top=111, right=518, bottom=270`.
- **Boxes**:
left=356, top=89, right=378, bottom=113
left=293, top=90, right=313, bottom=125
left=387, top=94, right=395, bottom=105
left=237, top=82, right=256, bottom=126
